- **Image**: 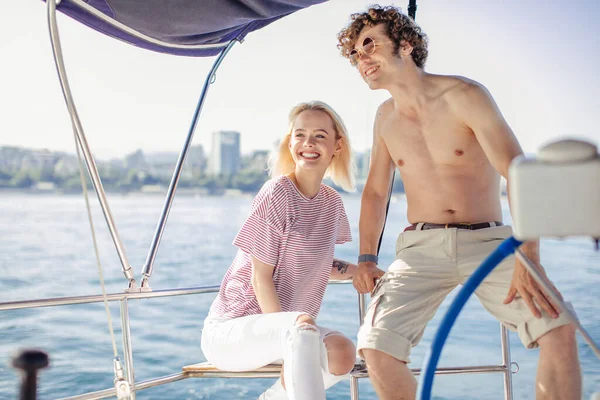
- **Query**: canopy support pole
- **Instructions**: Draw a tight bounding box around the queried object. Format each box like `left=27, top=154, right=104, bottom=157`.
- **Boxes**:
left=139, top=40, right=238, bottom=290
left=408, top=0, right=417, bottom=19
left=47, top=0, right=136, bottom=290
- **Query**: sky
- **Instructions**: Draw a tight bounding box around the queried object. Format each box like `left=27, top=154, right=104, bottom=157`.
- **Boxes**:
left=1, top=0, right=599, bottom=159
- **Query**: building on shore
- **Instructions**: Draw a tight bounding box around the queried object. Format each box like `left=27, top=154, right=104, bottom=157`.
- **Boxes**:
left=208, top=130, right=240, bottom=176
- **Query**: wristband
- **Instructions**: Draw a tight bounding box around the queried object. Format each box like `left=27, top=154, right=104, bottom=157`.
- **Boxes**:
left=358, top=254, right=378, bottom=264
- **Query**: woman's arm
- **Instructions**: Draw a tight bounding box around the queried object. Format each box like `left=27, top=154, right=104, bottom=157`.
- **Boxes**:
left=330, top=258, right=357, bottom=280
left=251, top=255, right=282, bottom=313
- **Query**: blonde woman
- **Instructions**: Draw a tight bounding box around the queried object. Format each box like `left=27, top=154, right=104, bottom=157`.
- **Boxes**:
left=201, top=101, right=357, bottom=400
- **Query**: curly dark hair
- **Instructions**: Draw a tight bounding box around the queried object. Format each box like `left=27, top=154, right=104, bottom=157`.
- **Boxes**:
left=337, top=5, right=429, bottom=69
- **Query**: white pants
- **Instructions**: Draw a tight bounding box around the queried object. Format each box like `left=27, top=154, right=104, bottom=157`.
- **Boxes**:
left=201, top=312, right=349, bottom=400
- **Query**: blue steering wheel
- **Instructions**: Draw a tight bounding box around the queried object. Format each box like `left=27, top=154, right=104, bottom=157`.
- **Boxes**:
left=418, top=236, right=523, bottom=400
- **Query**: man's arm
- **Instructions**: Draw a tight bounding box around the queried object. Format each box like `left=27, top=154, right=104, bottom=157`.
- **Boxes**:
left=251, top=256, right=281, bottom=314
left=454, top=81, right=522, bottom=179
left=354, top=103, right=396, bottom=294
left=457, top=81, right=560, bottom=319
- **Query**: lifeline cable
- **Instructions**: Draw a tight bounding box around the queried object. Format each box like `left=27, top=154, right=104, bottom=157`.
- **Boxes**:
left=74, top=136, right=120, bottom=359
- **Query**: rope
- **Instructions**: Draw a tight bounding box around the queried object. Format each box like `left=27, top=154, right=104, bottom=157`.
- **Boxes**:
left=73, top=131, right=119, bottom=358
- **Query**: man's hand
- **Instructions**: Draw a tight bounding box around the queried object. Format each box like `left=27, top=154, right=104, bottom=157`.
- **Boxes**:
left=353, top=261, right=385, bottom=294
left=503, top=244, right=561, bottom=319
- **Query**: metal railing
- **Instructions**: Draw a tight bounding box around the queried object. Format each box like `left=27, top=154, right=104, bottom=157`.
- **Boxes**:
left=139, top=40, right=237, bottom=290
left=1, top=281, right=517, bottom=400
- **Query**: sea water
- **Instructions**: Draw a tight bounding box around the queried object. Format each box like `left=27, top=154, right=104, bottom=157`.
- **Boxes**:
left=0, top=193, right=598, bottom=399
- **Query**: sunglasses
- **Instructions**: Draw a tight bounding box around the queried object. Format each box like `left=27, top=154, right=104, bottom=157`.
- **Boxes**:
left=349, top=37, right=377, bottom=67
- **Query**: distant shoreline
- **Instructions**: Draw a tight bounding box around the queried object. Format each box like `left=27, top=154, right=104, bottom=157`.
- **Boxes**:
left=0, top=187, right=366, bottom=197
left=0, top=190, right=508, bottom=202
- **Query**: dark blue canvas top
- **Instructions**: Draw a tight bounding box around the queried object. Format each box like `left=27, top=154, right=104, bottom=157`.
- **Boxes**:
left=52, top=0, right=328, bottom=56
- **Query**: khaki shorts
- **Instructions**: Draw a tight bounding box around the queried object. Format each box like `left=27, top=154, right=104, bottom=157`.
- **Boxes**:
left=356, top=225, right=572, bottom=363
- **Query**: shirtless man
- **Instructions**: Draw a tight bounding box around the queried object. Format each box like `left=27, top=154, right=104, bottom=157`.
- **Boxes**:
left=337, top=6, right=581, bottom=400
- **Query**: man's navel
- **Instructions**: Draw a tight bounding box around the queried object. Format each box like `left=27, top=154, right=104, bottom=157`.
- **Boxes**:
left=445, top=209, right=456, bottom=214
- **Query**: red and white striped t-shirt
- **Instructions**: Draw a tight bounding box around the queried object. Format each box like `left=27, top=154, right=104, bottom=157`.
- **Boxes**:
left=209, top=176, right=352, bottom=320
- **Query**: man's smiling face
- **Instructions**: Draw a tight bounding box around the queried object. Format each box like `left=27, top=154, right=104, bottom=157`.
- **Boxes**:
left=353, top=24, right=404, bottom=90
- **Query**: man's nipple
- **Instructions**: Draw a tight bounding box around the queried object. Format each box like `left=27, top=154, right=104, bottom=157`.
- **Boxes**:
left=397, top=159, right=405, bottom=167
left=455, top=149, right=464, bottom=156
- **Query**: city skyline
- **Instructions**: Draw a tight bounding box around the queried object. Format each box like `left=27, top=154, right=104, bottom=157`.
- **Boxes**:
left=2, top=0, right=599, bottom=160
left=0, top=142, right=374, bottom=194
left=0, top=142, right=372, bottom=169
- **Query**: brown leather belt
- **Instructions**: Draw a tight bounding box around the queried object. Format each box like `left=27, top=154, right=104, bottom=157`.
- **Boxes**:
left=404, top=221, right=503, bottom=232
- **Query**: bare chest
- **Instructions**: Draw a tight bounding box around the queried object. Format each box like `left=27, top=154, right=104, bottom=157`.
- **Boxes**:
left=380, top=107, right=487, bottom=171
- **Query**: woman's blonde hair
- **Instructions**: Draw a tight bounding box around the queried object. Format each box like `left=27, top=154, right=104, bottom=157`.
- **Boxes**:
left=269, top=101, right=355, bottom=192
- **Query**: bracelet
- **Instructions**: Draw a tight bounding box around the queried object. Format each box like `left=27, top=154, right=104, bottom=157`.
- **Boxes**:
left=358, top=254, right=378, bottom=264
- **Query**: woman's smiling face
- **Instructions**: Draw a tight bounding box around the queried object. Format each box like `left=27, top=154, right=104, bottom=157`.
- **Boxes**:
left=288, top=109, right=341, bottom=173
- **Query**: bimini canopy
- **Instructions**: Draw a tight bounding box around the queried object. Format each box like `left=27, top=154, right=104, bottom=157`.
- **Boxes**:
left=49, top=0, right=328, bottom=56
